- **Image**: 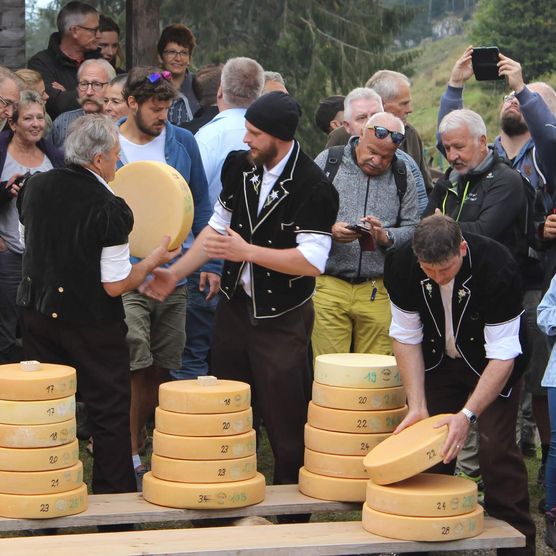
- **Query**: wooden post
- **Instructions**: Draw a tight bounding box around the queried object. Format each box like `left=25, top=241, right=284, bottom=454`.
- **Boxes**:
left=126, top=0, right=160, bottom=69
left=0, top=0, right=25, bottom=70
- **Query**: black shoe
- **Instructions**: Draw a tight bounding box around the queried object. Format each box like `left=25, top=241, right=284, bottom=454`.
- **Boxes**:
left=545, top=509, right=556, bottom=549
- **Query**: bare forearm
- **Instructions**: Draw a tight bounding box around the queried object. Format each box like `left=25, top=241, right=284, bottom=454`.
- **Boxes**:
left=169, top=225, right=216, bottom=282
left=393, top=339, right=428, bottom=413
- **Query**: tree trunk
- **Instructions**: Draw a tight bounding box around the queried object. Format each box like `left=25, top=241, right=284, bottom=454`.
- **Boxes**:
left=125, top=0, right=160, bottom=69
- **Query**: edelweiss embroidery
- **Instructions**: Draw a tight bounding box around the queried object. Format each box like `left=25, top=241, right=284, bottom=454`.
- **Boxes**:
left=457, top=288, right=467, bottom=303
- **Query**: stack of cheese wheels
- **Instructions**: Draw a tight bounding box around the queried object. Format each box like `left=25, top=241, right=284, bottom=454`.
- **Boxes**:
left=362, top=414, right=483, bottom=541
left=0, top=361, right=87, bottom=518
left=143, top=376, right=265, bottom=509
left=299, top=353, right=408, bottom=502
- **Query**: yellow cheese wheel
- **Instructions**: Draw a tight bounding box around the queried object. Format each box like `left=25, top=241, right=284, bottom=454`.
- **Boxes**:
left=151, top=453, right=257, bottom=483
left=153, top=429, right=256, bottom=460
left=158, top=378, right=251, bottom=414
left=155, top=407, right=252, bottom=437
left=0, top=362, right=76, bottom=401
left=304, top=448, right=367, bottom=479
left=0, top=461, right=83, bottom=495
left=304, top=424, right=390, bottom=456
left=362, top=503, right=484, bottom=541
left=0, top=418, right=76, bottom=448
left=307, top=401, right=407, bottom=434
left=366, top=473, right=478, bottom=517
left=298, top=466, right=367, bottom=502
left=143, top=471, right=265, bottom=509
left=363, top=414, right=451, bottom=485
left=312, top=382, right=406, bottom=411
left=0, top=439, right=79, bottom=471
left=0, top=395, right=75, bottom=425
left=109, top=160, right=194, bottom=258
left=0, top=482, right=87, bottom=518
left=314, top=353, right=401, bottom=388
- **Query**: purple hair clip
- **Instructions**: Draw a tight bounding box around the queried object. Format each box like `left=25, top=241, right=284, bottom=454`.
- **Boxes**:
left=147, top=70, right=172, bottom=84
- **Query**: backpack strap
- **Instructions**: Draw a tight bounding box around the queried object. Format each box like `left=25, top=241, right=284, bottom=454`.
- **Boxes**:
left=323, top=145, right=345, bottom=184
left=391, top=156, right=408, bottom=225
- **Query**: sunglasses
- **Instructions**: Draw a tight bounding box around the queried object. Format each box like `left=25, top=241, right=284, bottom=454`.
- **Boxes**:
left=369, top=125, right=405, bottom=146
left=147, top=71, right=172, bottom=84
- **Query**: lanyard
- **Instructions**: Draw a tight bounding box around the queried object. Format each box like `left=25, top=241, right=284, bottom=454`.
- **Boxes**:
left=442, top=181, right=470, bottom=222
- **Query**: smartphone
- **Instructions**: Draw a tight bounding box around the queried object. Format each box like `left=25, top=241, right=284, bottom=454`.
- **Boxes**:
left=472, top=47, right=503, bottom=81
left=346, top=224, right=371, bottom=235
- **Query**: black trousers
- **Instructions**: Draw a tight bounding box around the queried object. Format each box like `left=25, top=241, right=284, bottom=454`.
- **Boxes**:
left=22, top=309, right=136, bottom=494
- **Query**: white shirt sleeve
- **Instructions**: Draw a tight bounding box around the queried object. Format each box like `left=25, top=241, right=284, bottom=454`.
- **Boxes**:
left=100, top=244, right=132, bottom=283
left=484, top=315, right=522, bottom=360
left=295, top=233, right=331, bottom=273
left=208, top=199, right=231, bottom=234
left=389, top=302, right=424, bottom=344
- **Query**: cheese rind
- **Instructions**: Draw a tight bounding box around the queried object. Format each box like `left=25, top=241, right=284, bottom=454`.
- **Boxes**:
left=304, top=424, right=389, bottom=456
left=0, top=395, right=75, bottom=425
left=298, top=466, right=367, bottom=502
left=142, top=471, right=266, bottom=509
left=304, top=448, right=367, bottom=479
left=0, top=418, right=76, bottom=448
left=0, top=364, right=76, bottom=401
left=312, top=382, right=406, bottom=411
left=0, top=461, right=83, bottom=494
left=0, top=439, right=79, bottom=471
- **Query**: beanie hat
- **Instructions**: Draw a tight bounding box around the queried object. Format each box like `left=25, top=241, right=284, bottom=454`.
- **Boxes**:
left=245, top=91, right=301, bottom=141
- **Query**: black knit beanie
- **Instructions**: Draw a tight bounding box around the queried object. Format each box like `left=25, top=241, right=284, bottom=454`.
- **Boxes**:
left=245, top=91, right=301, bottom=141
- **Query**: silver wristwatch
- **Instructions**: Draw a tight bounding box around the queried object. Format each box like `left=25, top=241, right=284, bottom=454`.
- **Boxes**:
left=461, top=407, right=478, bottom=425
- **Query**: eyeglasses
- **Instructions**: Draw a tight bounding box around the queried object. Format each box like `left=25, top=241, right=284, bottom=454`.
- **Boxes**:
left=0, top=94, right=17, bottom=111
left=162, top=49, right=190, bottom=59
left=75, top=24, right=100, bottom=34
left=147, top=71, right=172, bottom=84
left=503, top=92, right=517, bottom=103
left=369, top=125, right=405, bottom=146
left=77, top=81, right=108, bottom=92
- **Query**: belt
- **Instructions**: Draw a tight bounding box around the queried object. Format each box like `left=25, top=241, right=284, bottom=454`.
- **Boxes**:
left=336, top=276, right=376, bottom=284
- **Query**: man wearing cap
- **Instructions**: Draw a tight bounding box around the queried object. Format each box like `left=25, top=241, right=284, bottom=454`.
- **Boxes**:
left=141, top=91, right=339, bottom=491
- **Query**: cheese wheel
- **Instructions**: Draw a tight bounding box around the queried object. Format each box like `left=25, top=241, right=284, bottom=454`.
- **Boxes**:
left=153, top=429, right=256, bottom=460
left=0, top=439, right=79, bottom=471
left=312, top=382, right=406, bottom=411
left=0, top=363, right=76, bottom=401
left=366, top=473, right=478, bottom=517
left=0, top=395, right=75, bottom=425
left=307, top=401, right=407, bottom=434
left=143, top=471, right=265, bottom=509
left=109, top=161, right=194, bottom=258
left=0, top=461, right=83, bottom=494
left=155, top=407, right=252, bottom=437
left=304, top=424, right=390, bottom=456
left=304, top=448, right=367, bottom=479
left=0, top=482, right=87, bottom=518
left=298, top=467, right=367, bottom=502
left=362, top=503, right=484, bottom=541
left=158, top=379, right=251, bottom=414
left=0, top=418, right=76, bottom=448
left=151, top=453, right=257, bottom=483
left=314, top=353, right=401, bottom=388
left=363, top=414, right=451, bottom=485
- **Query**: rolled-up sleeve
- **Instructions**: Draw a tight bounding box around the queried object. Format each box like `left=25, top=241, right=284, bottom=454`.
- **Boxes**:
left=389, top=302, right=424, bottom=345
left=484, top=315, right=522, bottom=360
left=296, top=232, right=331, bottom=273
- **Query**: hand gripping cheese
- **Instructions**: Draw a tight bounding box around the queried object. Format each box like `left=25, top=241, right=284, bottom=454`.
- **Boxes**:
left=314, top=353, right=401, bottom=388
left=0, top=362, right=76, bottom=401
left=307, top=401, right=407, bottom=434
left=143, top=471, right=265, bottom=509
left=151, top=453, right=257, bottom=483
left=0, top=461, right=83, bottom=494
left=366, top=473, right=478, bottom=517
left=304, top=448, right=367, bottom=479
left=304, top=424, right=390, bottom=456
left=312, top=382, right=406, bottom=411
left=153, top=429, right=256, bottom=460
left=298, top=466, right=367, bottom=502
left=362, top=503, right=484, bottom=541
left=0, top=417, right=76, bottom=448
left=363, top=414, right=451, bottom=485
left=0, top=482, right=87, bottom=518
left=109, top=160, right=194, bottom=258
left=0, top=439, right=79, bottom=471
left=0, top=395, right=75, bottom=425
left=155, top=407, right=252, bottom=437
left=158, top=378, right=251, bottom=414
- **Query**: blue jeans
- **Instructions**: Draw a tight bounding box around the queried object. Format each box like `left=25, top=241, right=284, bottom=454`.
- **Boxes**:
left=546, top=387, right=556, bottom=509
left=171, top=271, right=218, bottom=380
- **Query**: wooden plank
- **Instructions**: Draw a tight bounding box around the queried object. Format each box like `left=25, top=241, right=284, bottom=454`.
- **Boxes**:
left=0, top=517, right=525, bottom=555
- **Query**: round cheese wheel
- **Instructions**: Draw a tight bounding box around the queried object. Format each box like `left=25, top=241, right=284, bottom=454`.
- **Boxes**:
left=312, top=382, right=406, bottom=411
left=304, top=448, right=367, bottom=479
left=0, top=439, right=79, bottom=471
left=153, top=429, right=256, bottom=460
left=0, top=363, right=76, bottom=401
left=363, top=414, right=451, bottom=485
left=362, top=503, right=484, bottom=541
left=0, top=395, right=75, bottom=425
left=151, top=453, right=257, bottom=483
left=0, top=461, right=83, bottom=495
left=142, top=471, right=265, bottom=509
left=155, top=407, right=252, bottom=437
left=307, top=401, right=407, bottom=434
left=298, top=466, right=367, bottom=502
left=109, top=160, right=194, bottom=258
left=314, top=354, right=401, bottom=388
left=158, top=378, right=251, bottom=414
left=304, top=424, right=390, bottom=456
left=0, top=418, right=76, bottom=448
left=0, top=482, right=87, bottom=518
